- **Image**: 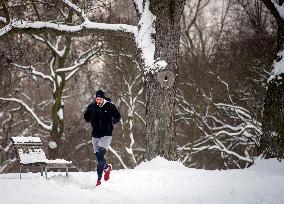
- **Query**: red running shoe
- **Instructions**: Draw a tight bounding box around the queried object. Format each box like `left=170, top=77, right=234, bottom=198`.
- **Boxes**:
left=96, top=179, right=101, bottom=186
left=104, top=164, right=112, bottom=181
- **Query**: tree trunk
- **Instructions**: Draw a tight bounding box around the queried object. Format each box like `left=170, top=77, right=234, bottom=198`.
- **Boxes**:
left=48, top=36, right=71, bottom=159
left=260, top=1, right=284, bottom=158
left=49, top=63, right=66, bottom=159
left=49, top=74, right=65, bottom=159
left=261, top=73, right=284, bottom=158
left=145, top=0, right=185, bottom=160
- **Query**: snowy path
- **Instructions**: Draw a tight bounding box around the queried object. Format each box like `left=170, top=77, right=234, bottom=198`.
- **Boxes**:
left=1, top=157, right=284, bottom=204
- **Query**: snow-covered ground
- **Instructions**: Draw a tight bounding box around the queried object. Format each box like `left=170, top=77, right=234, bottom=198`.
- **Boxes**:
left=1, top=156, right=284, bottom=204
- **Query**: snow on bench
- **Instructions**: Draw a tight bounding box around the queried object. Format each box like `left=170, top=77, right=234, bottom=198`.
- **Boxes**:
left=10, top=136, right=72, bottom=179
left=12, top=136, right=42, bottom=144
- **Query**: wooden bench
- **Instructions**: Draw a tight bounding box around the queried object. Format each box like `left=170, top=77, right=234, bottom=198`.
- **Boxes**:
left=10, top=136, right=72, bottom=179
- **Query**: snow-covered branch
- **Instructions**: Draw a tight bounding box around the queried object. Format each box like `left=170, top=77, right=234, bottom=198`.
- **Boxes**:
left=184, top=143, right=254, bottom=163
left=11, top=63, right=54, bottom=82
left=133, top=0, right=144, bottom=15
left=0, top=0, right=160, bottom=75
left=56, top=47, right=101, bottom=80
left=0, top=158, right=17, bottom=173
left=0, top=16, right=7, bottom=23
left=191, top=103, right=260, bottom=166
left=49, top=57, right=55, bottom=78
left=176, top=82, right=261, bottom=168
left=0, top=97, right=52, bottom=131
left=32, top=35, right=66, bottom=57
left=61, top=0, right=88, bottom=22
left=135, top=0, right=157, bottom=73
left=120, top=73, right=144, bottom=166
left=56, top=48, right=100, bottom=73
left=0, top=19, right=138, bottom=37
left=134, top=111, right=146, bottom=125
left=175, top=88, right=197, bottom=123
left=109, top=146, right=129, bottom=169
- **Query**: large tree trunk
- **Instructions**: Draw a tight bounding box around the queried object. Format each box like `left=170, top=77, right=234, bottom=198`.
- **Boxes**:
left=262, top=73, right=284, bottom=158
left=260, top=0, right=284, bottom=159
left=262, top=21, right=284, bottom=157
left=145, top=0, right=185, bottom=160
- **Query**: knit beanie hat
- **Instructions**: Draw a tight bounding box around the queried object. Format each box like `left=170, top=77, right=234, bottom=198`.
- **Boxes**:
left=96, top=90, right=106, bottom=99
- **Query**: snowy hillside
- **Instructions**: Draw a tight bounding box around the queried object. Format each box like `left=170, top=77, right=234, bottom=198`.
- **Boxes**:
left=1, top=156, right=284, bottom=204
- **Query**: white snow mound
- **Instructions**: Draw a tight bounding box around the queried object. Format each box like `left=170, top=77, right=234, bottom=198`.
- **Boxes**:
left=1, top=156, right=284, bottom=204
left=134, top=156, right=188, bottom=171
left=247, top=157, right=284, bottom=175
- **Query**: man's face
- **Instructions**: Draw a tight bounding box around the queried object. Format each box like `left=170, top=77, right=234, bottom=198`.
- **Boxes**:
left=96, top=97, right=104, bottom=106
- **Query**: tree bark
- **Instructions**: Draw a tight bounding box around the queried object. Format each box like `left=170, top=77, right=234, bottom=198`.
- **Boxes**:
left=260, top=0, right=284, bottom=158
left=49, top=36, right=71, bottom=159
left=145, top=0, right=185, bottom=160
left=262, top=73, right=284, bottom=158
left=49, top=56, right=66, bottom=159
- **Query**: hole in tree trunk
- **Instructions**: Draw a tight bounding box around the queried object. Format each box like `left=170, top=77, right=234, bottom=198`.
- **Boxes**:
left=157, top=70, right=175, bottom=88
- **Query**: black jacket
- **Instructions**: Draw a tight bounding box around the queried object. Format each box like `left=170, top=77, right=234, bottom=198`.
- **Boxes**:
left=84, top=101, right=121, bottom=138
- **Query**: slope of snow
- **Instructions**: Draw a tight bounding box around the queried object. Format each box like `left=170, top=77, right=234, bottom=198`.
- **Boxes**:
left=1, top=156, right=284, bottom=204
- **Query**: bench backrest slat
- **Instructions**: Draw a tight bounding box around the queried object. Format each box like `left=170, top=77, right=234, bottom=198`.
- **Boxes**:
left=11, top=136, right=42, bottom=144
left=10, top=137, right=47, bottom=164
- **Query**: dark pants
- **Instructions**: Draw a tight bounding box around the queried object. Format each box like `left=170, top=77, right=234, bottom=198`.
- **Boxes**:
left=95, top=147, right=107, bottom=180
